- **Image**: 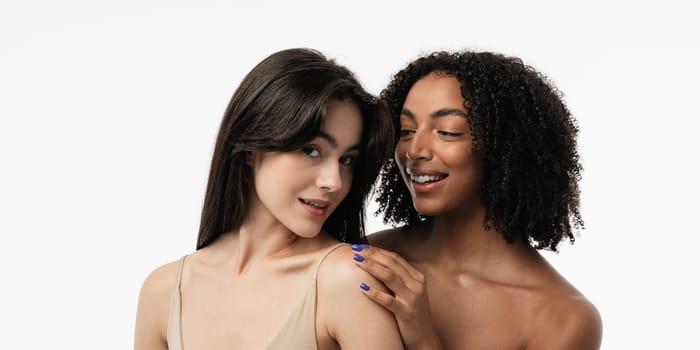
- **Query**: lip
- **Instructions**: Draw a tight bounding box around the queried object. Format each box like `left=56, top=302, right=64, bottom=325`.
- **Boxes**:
left=409, top=176, right=447, bottom=193
left=405, top=168, right=448, bottom=194
left=299, top=198, right=330, bottom=217
left=407, top=167, right=447, bottom=177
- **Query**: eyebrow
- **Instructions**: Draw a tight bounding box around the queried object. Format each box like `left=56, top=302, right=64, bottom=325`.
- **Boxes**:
left=319, top=131, right=361, bottom=152
left=401, top=108, right=468, bottom=119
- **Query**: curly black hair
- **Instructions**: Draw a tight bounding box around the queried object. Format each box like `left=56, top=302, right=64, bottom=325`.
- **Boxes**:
left=376, top=51, right=583, bottom=251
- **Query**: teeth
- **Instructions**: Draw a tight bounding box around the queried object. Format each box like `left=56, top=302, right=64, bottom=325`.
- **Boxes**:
left=410, top=174, right=445, bottom=184
left=302, top=199, right=327, bottom=209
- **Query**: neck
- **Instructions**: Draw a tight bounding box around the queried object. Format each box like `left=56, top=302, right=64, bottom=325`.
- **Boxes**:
left=423, top=206, right=536, bottom=272
left=209, top=208, right=302, bottom=276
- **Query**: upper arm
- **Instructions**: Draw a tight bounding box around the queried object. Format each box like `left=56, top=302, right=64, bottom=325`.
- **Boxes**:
left=528, top=297, right=603, bottom=350
left=134, top=261, right=178, bottom=350
left=316, top=246, right=403, bottom=350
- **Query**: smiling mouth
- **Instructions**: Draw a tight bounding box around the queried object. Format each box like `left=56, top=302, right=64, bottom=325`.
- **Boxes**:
left=299, top=199, right=328, bottom=209
left=409, top=173, right=447, bottom=184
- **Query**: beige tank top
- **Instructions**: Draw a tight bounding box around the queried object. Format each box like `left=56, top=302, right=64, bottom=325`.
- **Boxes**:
left=166, top=243, right=346, bottom=349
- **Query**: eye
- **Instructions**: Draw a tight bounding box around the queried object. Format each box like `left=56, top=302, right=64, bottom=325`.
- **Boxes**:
left=301, top=146, right=321, bottom=158
left=339, top=155, right=356, bottom=167
left=399, top=129, right=415, bottom=138
left=437, top=130, right=463, bottom=138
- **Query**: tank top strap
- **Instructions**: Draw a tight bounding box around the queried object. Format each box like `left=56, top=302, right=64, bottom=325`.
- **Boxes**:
left=264, top=243, right=348, bottom=350
left=167, top=255, right=187, bottom=350
left=175, top=255, right=187, bottom=288
left=313, top=243, right=347, bottom=279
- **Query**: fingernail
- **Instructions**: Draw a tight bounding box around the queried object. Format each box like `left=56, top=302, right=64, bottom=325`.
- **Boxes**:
left=360, top=283, right=370, bottom=291
left=353, top=254, right=365, bottom=262
left=351, top=244, right=369, bottom=251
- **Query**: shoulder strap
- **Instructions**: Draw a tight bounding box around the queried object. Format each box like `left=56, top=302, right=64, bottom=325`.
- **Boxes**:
left=175, top=255, right=187, bottom=289
left=313, top=243, right=346, bottom=278
left=167, top=255, right=188, bottom=350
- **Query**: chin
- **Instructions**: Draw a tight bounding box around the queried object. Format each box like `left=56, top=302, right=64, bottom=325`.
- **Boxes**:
left=291, top=224, right=324, bottom=239
left=296, top=231, right=322, bottom=239
left=412, top=199, right=445, bottom=217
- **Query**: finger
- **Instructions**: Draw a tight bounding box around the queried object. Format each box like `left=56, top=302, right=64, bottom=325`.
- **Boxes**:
left=366, top=246, right=425, bottom=283
left=359, top=282, right=399, bottom=313
left=354, top=250, right=413, bottom=292
left=354, top=248, right=422, bottom=292
left=355, top=254, right=405, bottom=293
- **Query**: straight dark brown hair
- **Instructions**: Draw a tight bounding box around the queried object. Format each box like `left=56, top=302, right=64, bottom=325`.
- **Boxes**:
left=197, top=48, right=393, bottom=249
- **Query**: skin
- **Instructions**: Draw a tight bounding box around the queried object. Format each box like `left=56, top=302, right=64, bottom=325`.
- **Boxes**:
left=135, top=100, right=403, bottom=350
left=354, top=74, right=602, bottom=349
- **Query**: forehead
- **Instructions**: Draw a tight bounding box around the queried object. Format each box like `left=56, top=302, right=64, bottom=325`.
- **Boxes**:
left=321, top=99, right=362, bottom=144
left=404, top=73, right=466, bottom=111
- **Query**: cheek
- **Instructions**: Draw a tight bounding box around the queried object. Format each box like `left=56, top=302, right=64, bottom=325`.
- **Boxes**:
left=444, top=148, right=482, bottom=189
left=255, top=161, right=305, bottom=195
left=441, top=142, right=474, bottom=167
left=442, top=150, right=469, bottom=167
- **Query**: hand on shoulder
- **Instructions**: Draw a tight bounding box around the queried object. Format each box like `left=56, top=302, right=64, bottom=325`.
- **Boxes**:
left=316, top=245, right=403, bottom=349
left=351, top=241, right=444, bottom=350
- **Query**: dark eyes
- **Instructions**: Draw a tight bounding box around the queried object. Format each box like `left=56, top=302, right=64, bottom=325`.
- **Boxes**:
left=302, top=146, right=356, bottom=167
left=399, top=129, right=463, bottom=138
left=339, top=156, right=356, bottom=167
left=301, top=146, right=321, bottom=158
left=399, top=129, right=415, bottom=137
left=437, top=131, right=462, bottom=137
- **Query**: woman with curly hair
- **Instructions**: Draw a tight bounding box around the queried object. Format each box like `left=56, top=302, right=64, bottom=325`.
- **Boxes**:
left=352, top=51, right=602, bottom=349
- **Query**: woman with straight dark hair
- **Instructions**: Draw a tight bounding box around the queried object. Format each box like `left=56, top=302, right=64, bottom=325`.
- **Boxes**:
left=134, top=48, right=403, bottom=349
left=352, top=51, right=602, bottom=349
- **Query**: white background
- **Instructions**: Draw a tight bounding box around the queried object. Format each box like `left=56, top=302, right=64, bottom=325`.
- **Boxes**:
left=2, top=0, right=698, bottom=348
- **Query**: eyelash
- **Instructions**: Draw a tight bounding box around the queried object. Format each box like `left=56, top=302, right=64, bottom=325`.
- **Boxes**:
left=399, top=129, right=462, bottom=138
left=437, top=131, right=462, bottom=137
left=301, top=146, right=321, bottom=158
left=301, top=146, right=357, bottom=168
left=340, top=156, right=356, bottom=167
left=399, top=129, right=415, bottom=137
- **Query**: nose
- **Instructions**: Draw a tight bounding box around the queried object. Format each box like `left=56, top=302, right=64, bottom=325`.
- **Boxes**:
left=317, top=161, right=343, bottom=192
left=406, top=129, right=432, bottom=161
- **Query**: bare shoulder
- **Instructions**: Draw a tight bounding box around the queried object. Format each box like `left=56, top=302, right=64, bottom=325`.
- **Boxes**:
left=317, top=245, right=376, bottom=289
left=367, top=227, right=403, bottom=249
left=138, top=258, right=183, bottom=306
left=134, top=257, right=185, bottom=349
left=529, top=292, right=603, bottom=349
left=368, top=223, right=424, bottom=250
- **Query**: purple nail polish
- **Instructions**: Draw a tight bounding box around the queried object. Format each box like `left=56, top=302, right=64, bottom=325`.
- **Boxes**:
left=353, top=254, right=365, bottom=262
left=351, top=244, right=363, bottom=251
left=360, top=283, right=370, bottom=291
